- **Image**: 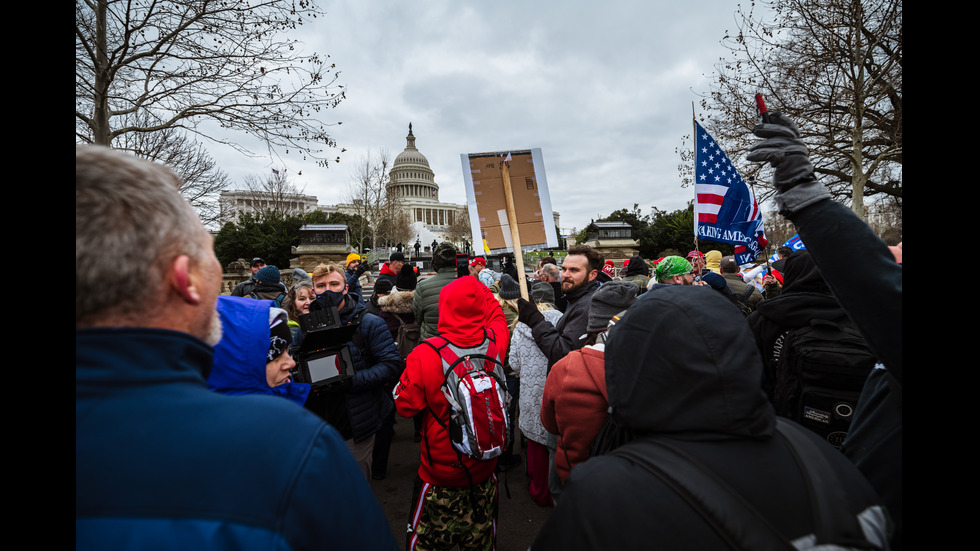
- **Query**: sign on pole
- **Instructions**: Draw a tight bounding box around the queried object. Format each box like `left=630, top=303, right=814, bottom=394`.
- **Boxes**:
left=460, top=148, right=558, bottom=256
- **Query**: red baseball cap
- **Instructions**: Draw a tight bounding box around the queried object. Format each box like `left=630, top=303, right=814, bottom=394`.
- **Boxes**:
left=469, top=257, right=486, bottom=267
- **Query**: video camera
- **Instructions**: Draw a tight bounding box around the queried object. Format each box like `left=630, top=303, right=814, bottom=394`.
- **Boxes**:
left=289, top=307, right=359, bottom=390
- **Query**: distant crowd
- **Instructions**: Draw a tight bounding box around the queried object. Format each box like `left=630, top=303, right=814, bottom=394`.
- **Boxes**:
left=77, top=112, right=901, bottom=550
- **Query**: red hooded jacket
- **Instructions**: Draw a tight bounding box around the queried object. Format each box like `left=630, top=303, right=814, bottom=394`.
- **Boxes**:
left=393, top=276, right=510, bottom=486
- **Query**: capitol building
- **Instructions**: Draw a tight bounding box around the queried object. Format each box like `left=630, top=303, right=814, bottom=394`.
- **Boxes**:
left=219, top=123, right=558, bottom=255
left=384, top=124, right=467, bottom=239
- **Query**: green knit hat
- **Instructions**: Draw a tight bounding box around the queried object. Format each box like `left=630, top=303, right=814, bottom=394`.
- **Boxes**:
left=654, top=255, right=693, bottom=281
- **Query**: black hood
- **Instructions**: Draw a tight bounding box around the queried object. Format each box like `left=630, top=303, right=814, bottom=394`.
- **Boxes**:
left=624, top=255, right=650, bottom=277
left=754, top=251, right=844, bottom=326
left=780, top=251, right=829, bottom=294
left=604, top=285, right=775, bottom=439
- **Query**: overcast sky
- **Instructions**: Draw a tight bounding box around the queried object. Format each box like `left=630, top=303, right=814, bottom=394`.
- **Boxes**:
left=211, top=0, right=759, bottom=235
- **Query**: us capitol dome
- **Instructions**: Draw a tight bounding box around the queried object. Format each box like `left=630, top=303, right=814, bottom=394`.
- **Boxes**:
left=388, top=123, right=467, bottom=241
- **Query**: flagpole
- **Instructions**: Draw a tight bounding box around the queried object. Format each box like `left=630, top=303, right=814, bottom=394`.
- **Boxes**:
left=691, top=105, right=700, bottom=258
left=500, top=153, right=529, bottom=300
left=747, top=174, right=772, bottom=275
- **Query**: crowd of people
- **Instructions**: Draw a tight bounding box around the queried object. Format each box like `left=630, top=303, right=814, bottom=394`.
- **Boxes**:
left=77, top=111, right=901, bottom=550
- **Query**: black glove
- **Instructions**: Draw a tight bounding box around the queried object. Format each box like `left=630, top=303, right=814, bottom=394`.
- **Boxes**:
left=747, top=112, right=830, bottom=216
left=517, top=297, right=545, bottom=326
left=354, top=263, right=369, bottom=277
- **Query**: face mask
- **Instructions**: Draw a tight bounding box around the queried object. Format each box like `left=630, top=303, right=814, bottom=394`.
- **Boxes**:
left=315, top=288, right=345, bottom=308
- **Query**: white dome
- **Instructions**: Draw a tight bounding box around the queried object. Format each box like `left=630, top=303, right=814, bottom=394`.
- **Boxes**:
left=393, top=123, right=430, bottom=168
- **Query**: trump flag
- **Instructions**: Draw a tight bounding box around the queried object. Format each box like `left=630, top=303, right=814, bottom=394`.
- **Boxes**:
left=693, top=120, right=768, bottom=264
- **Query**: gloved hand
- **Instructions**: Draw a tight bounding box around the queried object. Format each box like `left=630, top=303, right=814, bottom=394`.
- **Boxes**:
left=354, top=263, right=369, bottom=277
left=516, top=297, right=545, bottom=327
left=746, top=112, right=831, bottom=216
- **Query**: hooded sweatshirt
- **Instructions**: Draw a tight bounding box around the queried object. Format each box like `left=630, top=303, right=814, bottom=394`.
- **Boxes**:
left=532, top=286, right=887, bottom=550
left=208, top=295, right=310, bottom=406
left=540, top=345, right=608, bottom=483
left=393, top=276, right=510, bottom=486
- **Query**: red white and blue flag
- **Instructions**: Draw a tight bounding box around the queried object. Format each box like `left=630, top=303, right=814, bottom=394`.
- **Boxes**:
left=693, top=120, right=768, bottom=264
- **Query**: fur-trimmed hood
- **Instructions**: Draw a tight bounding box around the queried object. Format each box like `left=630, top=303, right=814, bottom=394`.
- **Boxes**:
left=378, top=289, right=414, bottom=314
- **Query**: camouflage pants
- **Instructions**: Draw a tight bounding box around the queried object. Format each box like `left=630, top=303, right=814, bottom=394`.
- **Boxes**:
left=407, top=474, right=497, bottom=551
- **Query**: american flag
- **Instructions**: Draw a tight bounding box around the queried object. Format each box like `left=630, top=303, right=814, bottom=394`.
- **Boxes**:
left=693, top=120, right=768, bottom=264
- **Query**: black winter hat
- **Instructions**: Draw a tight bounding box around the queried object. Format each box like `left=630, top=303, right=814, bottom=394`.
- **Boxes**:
left=587, top=281, right=639, bottom=332
left=373, top=279, right=394, bottom=296
left=498, top=274, right=521, bottom=300
left=396, top=263, right=418, bottom=291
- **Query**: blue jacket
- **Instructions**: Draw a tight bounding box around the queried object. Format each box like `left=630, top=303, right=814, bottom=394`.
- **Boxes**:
left=208, top=295, right=310, bottom=406
left=76, top=327, right=397, bottom=550
left=299, top=293, right=402, bottom=442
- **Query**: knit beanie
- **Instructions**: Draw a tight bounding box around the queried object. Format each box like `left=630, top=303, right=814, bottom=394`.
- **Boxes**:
left=587, top=281, right=639, bottom=332
left=530, top=281, right=555, bottom=305
left=602, top=260, right=616, bottom=277
left=395, top=263, right=418, bottom=291
left=700, top=271, right=729, bottom=292
left=255, top=265, right=281, bottom=285
left=498, top=274, right=521, bottom=300
left=654, top=256, right=692, bottom=281
left=292, top=267, right=312, bottom=282
left=373, top=279, right=394, bottom=297
left=432, top=242, right=458, bottom=271
left=390, top=251, right=406, bottom=263
left=345, top=253, right=361, bottom=267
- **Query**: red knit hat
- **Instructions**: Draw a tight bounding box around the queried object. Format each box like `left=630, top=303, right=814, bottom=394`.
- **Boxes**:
left=602, top=260, right=615, bottom=277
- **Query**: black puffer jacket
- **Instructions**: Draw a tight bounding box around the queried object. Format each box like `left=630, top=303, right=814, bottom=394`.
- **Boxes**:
left=532, top=286, right=888, bottom=550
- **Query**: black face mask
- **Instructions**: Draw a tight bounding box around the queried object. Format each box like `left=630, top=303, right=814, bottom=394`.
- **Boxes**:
left=314, top=289, right=345, bottom=309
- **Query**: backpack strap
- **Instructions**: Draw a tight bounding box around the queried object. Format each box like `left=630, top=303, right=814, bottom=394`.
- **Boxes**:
left=740, top=284, right=756, bottom=300
left=347, top=309, right=369, bottom=368
left=611, top=439, right=794, bottom=551
left=773, top=419, right=872, bottom=547
left=612, top=425, right=878, bottom=550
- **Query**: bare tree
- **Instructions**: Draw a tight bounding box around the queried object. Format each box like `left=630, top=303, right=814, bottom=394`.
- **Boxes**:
left=76, top=0, right=345, bottom=167
left=377, top=191, right=414, bottom=249
left=344, top=150, right=395, bottom=252
left=445, top=206, right=472, bottom=248
left=232, top=170, right=310, bottom=220
left=115, top=122, right=230, bottom=228
left=699, top=0, right=902, bottom=220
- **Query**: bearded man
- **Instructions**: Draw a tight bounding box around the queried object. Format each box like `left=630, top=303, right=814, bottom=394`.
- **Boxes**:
left=517, top=244, right=602, bottom=368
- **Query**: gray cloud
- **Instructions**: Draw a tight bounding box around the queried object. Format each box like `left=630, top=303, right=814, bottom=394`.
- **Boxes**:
left=209, top=0, right=755, bottom=234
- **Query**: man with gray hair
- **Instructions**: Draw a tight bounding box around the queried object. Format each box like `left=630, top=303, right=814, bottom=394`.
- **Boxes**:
left=76, top=146, right=396, bottom=550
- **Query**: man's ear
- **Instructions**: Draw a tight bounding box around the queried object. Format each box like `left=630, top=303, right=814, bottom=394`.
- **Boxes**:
left=170, top=255, right=202, bottom=305
left=588, top=269, right=598, bottom=282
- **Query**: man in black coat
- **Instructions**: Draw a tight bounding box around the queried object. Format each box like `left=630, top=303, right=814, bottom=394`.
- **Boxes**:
left=747, top=111, right=902, bottom=549
left=532, top=286, right=888, bottom=550
left=517, top=245, right=602, bottom=368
